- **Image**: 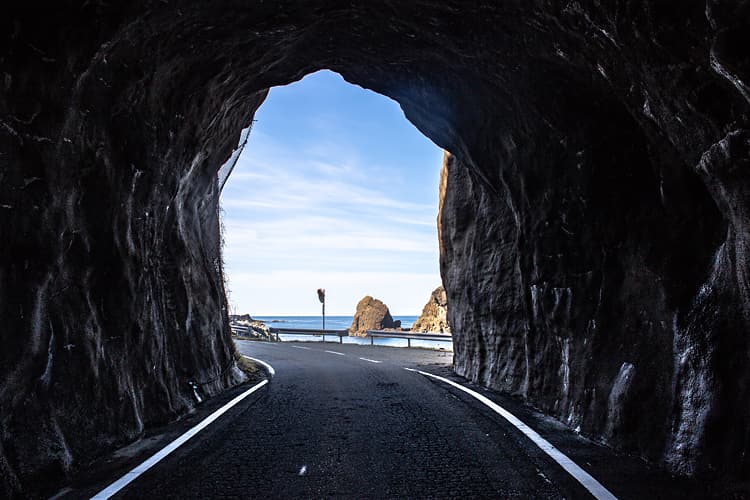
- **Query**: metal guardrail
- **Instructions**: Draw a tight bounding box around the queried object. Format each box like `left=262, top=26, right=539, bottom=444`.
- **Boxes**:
left=230, top=324, right=251, bottom=335
left=234, top=324, right=453, bottom=348
left=230, top=323, right=279, bottom=341
left=269, top=327, right=349, bottom=343
left=366, top=330, right=453, bottom=347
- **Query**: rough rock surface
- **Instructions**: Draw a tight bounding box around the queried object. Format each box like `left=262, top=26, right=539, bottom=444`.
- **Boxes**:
left=411, top=286, right=450, bottom=334
left=349, top=296, right=400, bottom=336
left=236, top=319, right=272, bottom=339
left=2, top=1, right=749, bottom=496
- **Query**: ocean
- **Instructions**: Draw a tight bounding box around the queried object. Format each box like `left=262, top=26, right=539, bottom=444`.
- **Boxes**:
left=252, top=315, right=452, bottom=351
left=254, top=315, right=419, bottom=330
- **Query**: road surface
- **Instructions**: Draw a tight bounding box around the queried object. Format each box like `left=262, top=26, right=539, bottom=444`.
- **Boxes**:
left=75, top=341, right=703, bottom=499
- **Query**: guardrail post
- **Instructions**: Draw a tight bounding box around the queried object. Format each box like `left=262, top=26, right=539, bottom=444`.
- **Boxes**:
left=371, top=336, right=374, bottom=346
left=339, top=335, right=343, bottom=344
left=408, top=338, right=411, bottom=348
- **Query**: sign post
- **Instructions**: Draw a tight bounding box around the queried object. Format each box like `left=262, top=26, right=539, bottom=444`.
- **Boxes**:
left=317, top=288, right=326, bottom=331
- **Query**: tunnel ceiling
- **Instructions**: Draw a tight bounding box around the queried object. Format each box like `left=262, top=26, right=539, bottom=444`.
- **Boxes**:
left=2, top=1, right=750, bottom=497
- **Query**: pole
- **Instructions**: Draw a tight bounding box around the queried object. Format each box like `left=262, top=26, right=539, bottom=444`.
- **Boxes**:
left=317, top=288, right=326, bottom=337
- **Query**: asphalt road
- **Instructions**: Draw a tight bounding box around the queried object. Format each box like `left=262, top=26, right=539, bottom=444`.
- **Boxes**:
left=78, top=341, right=709, bottom=499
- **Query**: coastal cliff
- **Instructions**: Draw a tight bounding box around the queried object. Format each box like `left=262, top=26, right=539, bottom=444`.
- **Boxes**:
left=2, top=2, right=749, bottom=495
left=411, top=286, right=450, bottom=334
left=349, top=296, right=400, bottom=336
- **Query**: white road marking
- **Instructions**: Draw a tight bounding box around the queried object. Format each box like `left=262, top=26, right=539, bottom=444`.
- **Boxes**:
left=404, top=368, right=618, bottom=500
left=298, top=465, right=307, bottom=476
left=291, top=345, right=312, bottom=350
left=91, top=379, right=269, bottom=499
left=359, top=357, right=382, bottom=364
left=242, top=355, right=276, bottom=377
left=325, top=350, right=345, bottom=356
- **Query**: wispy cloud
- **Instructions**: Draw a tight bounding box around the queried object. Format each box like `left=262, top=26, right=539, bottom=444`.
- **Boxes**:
left=224, top=155, right=433, bottom=214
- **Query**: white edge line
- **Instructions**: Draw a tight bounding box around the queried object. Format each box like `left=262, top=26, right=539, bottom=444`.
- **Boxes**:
left=242, top=355, right=276, bottom=377
left=90, top=378, right=269, bottom=499
left=359, top=357, right=382, bottom=364
left=405, top=368, right=618, bottom=500
left=324, top=350, right=345, bottom=356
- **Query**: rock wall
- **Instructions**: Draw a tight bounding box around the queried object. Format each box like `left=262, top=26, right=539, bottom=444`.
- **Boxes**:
left=0, top=6, right=263, bottom=497
left=2, top=1, right=749, bottom=495
left=411, top=286, right=450, bottom=333
left=349, top=296, right=400, bottom=336
left=440, top=112, right=747, bottom=475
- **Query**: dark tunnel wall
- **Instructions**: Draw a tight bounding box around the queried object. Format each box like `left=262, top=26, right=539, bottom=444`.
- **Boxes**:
left=1, top=1, right=749, bottom=496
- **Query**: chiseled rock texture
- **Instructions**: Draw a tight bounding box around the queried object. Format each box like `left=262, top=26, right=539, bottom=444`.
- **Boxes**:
left=349, top=296, right=400, bottom=336
left=1, top=1, right=749, bottom=495
left=411, top=286, right=450, bottom=334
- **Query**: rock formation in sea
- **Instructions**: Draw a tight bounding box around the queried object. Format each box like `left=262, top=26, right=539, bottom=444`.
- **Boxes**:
left=349, top=296, right=401, bottom=336
left=411, top=286, right=450, bottom=334
left=2, top=2, right=749, bottom=496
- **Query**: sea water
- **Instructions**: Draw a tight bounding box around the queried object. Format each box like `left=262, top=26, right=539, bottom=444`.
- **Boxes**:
left=254, top=315, right=418, bottom=330
left=254, top=315, right=453, bottom=351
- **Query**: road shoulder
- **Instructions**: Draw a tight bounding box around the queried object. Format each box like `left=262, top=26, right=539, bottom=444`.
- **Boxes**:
left=52, top=373, right=268, bottom=499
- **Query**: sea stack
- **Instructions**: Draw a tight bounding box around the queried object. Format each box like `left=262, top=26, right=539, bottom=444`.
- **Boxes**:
left=349, top=296, right=400, bottom=336
left=411, top=286, right=450, bottom=334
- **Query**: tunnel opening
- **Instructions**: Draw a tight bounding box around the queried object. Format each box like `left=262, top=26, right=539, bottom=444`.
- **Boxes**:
left=2, top=3, right=750, bottom=496
left=218, top=70, right=444, bottom=323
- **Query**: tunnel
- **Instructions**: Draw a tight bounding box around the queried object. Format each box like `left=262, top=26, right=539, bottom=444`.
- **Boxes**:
left=2, top=1, right=749, bottom=496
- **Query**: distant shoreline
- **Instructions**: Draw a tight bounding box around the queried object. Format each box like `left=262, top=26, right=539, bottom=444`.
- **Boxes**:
left=250, top=315, right=419, bottom=318
left=241, top=315, right=419, bottom=331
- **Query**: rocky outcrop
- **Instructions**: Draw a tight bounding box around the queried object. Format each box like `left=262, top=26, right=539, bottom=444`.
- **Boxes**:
left=2, top=1, right=749, bottom=495
left=349, top=296, right=400, bottom=336
left=411, top=286, right=450, bottom=334
left=230, top=314, right=271, bottom=338
left=230, top=314, right=255, bottom=323
left=236, top=319, right=272, bottom=339
left=229, top=314, right=271, bottom=339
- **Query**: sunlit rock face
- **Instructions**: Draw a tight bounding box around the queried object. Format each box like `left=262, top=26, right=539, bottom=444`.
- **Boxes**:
left=411, top=286, right=450, bottom=333
left=1, top=1, right=748, bottom=495
left=349, top=296, right=400, bottom=336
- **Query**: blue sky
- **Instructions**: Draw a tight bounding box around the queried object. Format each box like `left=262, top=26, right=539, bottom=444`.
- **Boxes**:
left=220, top=70, right=444, bottom=316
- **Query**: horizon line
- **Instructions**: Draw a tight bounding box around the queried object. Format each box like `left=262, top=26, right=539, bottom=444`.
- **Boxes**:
left=230, top=313, right=421, bottom=317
